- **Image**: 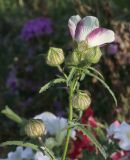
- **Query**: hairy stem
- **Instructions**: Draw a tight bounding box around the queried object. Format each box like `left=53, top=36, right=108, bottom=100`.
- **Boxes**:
left=61, top=85, right=73, bottom=160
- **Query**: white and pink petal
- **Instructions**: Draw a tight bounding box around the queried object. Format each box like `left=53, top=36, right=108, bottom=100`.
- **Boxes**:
left=75, top=16, right=99, bottom=42
left=68, top=15, right=81, bottom=39
left=87, top=28, right=115, bottom=48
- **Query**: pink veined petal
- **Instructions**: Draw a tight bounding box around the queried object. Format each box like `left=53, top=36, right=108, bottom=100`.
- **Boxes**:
left=68, top=15, right=81, bottom=39
left=87, top=27, right=115, bottom=48
left=75, top=16, right=99, bottom=42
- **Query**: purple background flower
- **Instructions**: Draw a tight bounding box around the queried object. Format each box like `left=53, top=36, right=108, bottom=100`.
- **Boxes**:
left=21, top=17, right=53, bottom=41
left=107, top=43, right=118, bottom=55
left=6, top=67, right=18, bottom=92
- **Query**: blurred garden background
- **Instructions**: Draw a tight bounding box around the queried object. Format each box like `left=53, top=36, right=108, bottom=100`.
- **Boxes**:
left=0, top=0, right=130, bottom=159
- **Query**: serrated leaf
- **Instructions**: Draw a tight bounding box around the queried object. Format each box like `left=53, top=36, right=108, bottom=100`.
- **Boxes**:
left=86, top=71, right=117, bottom=106
left=75, top=125, right=107, bottom=159
left=39, top=78, right=66, bottom=94
left=0, top=141, right=39, bottom=151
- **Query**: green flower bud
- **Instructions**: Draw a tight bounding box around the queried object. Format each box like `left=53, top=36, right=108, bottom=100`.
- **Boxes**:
left=77, top=41, right=88, bottom=52
left=85, top=47, right=102, bottom=64
left=46, top=47, right=64, bottom=66
left=65, top=51, right=81, bottom=66
left=66, top=49, right=88, bottom=67
left=25, top=119, right=46, bottom=138
left=66, top=46, right=102, bottom=67
left=45, top=137, right=56, bottom=149
left=72, top=91, right=91, bottom=110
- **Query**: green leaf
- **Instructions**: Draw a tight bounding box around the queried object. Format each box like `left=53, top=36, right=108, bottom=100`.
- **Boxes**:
left=1, top=106, right=23, bottom=124
left=87, top=66, right=104, bottom=80
left=75, top=125, right=107, bottom=159
left=80, top=72, right=86, bottom=81
left=0, top=141, right=39, bottom=151
left=67, top=67, right=76, bottom=86
left=85, top=70, right=117, bottom=106
left=39, top=78, right=66, bottom=94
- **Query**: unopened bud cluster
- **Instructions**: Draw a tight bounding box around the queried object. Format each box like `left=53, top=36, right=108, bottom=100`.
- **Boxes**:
left=24, top=119, right=46, bottom=138
left=72, top=90, right=91, bottom=110
left=66, top=42, right=102, bottom=67
left=46, top=41, right=102, bottom=68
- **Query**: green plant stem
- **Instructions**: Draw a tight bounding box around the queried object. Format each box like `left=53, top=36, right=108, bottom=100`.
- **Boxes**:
left=61, top=85, right=73, bottom=160
left=38, top=137, right=56, bottom=160
left=57, top=65, right=67, bottom=79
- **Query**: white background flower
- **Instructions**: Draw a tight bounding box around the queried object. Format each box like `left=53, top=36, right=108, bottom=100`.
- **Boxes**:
left=34, top=151, right=50, bottom=160
left=34, top=112, right=76, bottom=141
left=113, top=122, right=130, bottom=150
left=0, top=147, right=53, bottom=160
left=0, top=147, right=34, bottom=160
left=107, top=120, right=120, bottom=137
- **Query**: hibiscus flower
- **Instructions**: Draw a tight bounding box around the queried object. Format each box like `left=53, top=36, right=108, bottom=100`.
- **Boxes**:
left=68, top=15, right=115, bottom=48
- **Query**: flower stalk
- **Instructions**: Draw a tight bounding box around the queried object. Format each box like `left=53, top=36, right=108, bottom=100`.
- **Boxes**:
left=61, top=83, right=74, bottom=160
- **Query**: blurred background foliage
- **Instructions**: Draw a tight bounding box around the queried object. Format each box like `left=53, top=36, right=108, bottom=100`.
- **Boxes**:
left=0, top=0, right=130, bottom=158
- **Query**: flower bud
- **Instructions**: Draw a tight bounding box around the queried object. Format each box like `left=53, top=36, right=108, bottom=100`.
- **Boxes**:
left=77, top=41, right=88, bottom=52
left=46, top=47, right=64, bottom=66
left=66, top=46, right=102, bottom=67
left=85, top=47, right=102, bottom=64
left=25, top=119, right=46, bottom=138
left=72, top=91, right=91, bottom=110
left=45, top=137, right=56, bottom=149
left=65, top=51, right=80, bottom=66
left=66, top=49, right=88, bottom=67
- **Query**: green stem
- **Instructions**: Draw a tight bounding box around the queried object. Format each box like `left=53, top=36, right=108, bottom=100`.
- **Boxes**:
left=38, top=137, right=56, bottom=160
left=61, top=85, right=73, bottom=160
left=57, top=65, right=67, bottom=79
